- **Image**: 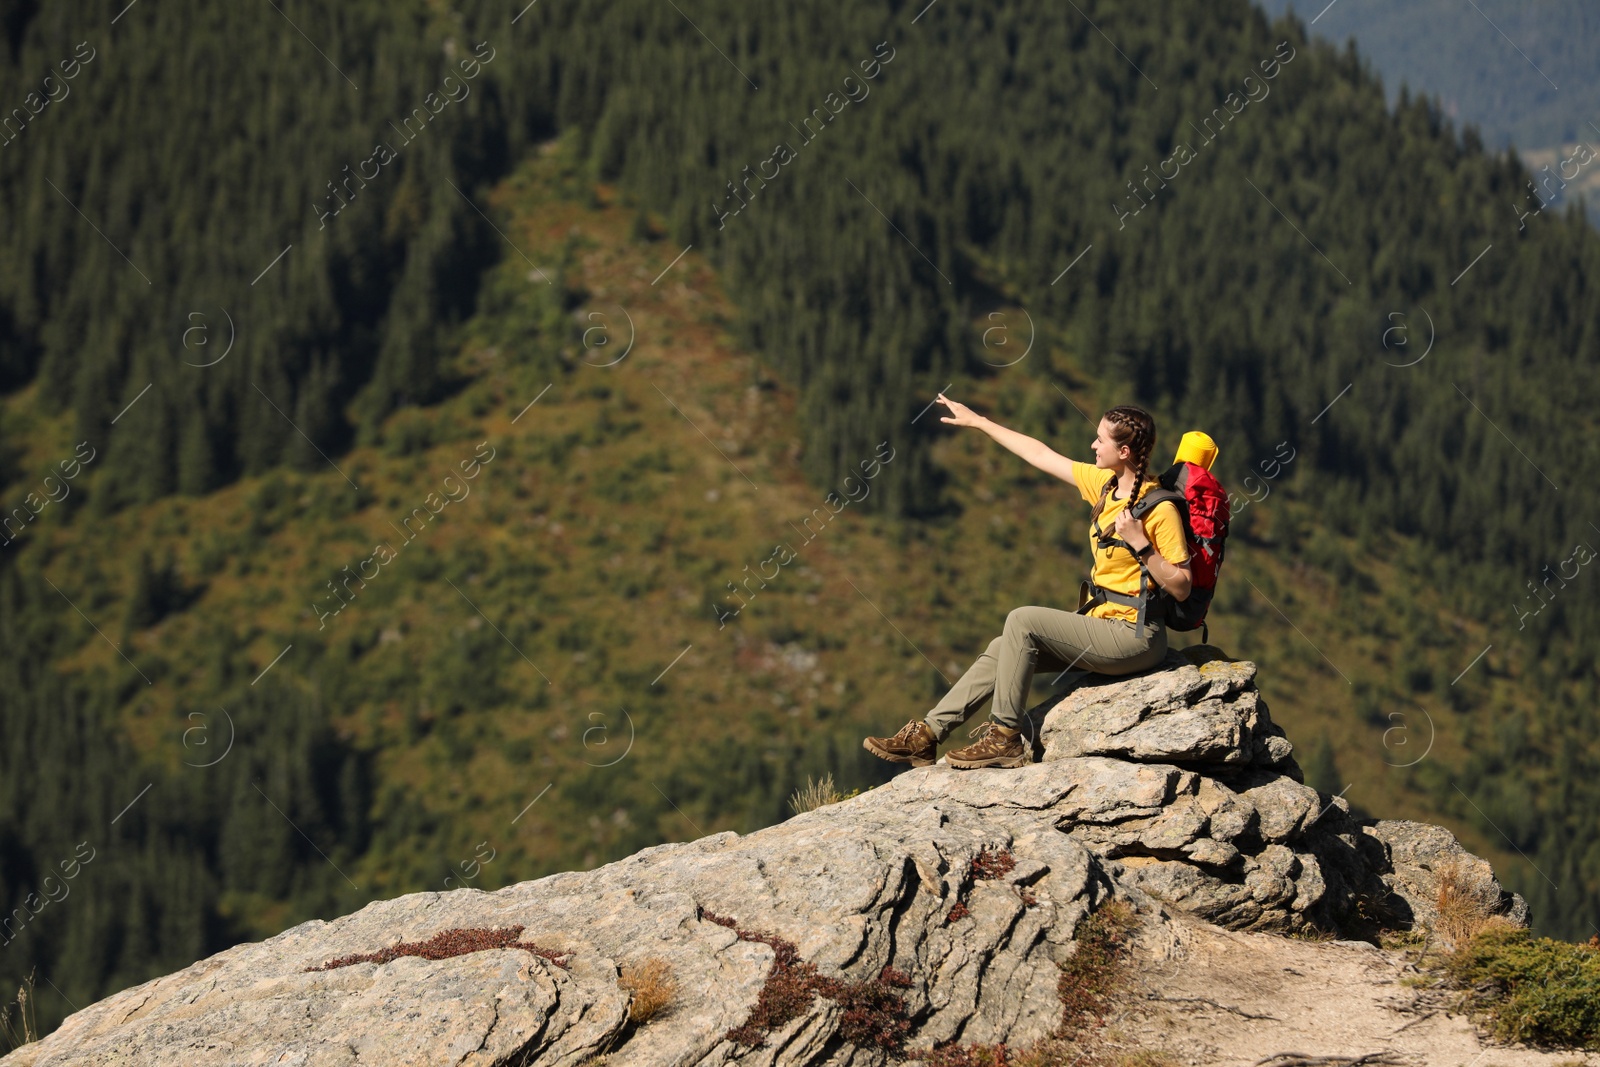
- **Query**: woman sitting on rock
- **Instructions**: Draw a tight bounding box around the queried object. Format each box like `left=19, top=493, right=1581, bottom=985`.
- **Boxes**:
left=864, top=397, right=1193, bottom=770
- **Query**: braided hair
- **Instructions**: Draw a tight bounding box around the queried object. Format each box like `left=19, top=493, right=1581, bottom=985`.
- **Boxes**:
left=1091, top=405, right=1157, bottom=521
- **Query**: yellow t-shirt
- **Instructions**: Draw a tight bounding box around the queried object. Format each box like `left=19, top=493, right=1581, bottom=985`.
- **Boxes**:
left=1071, top=460, right=1190, bottom=625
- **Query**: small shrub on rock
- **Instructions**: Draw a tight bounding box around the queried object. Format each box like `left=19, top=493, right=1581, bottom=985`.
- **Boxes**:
left=1444, top=924, right=1600, bottom=1048
left=825, top=966, right=914, bottom=1050
left=971, top=847, right=1017, bottom=881
left=304, top=926, right=570, bottom=972
left=705, top=909, right=912, bottom=1051
left=1057, top=901, right=1138, bottom=1038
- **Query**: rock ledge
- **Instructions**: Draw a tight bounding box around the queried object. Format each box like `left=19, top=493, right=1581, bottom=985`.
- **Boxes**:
left=1, top=647, right=1527, bottom=1067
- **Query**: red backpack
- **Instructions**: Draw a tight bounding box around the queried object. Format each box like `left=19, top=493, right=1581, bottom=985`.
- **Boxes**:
left=1082, top=461, right=1231, bottom=641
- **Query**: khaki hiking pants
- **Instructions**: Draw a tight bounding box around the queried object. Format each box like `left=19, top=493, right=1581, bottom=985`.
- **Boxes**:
left=923, top=604, right=1167, bottom=743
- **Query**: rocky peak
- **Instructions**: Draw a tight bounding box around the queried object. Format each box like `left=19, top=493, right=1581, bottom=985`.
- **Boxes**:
left=1022, top=647, right=1526, bottom=938
left=1, top=647, right=1528, bottom=1066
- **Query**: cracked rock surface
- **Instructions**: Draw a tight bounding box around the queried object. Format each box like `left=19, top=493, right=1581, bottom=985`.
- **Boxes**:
left=0, top=769, right=1117, bottom=1067
left=1, top=647, right=1528, bottom=1067
left=1024, top=646, right=1528, bottom=936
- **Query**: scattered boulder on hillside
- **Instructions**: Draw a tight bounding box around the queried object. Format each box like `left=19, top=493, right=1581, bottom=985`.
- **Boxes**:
left=0, top=647, right=1528, bottom=1067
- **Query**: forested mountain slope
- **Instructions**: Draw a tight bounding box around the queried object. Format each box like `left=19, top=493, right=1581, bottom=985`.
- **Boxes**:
left=2, top=0, right=1598, bottom=1043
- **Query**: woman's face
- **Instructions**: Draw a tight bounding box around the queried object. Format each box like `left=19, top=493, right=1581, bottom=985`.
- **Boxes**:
left=1091, top=418, right=1128, bottom=469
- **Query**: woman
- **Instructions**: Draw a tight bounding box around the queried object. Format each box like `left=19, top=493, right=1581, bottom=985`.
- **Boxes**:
left=863, top=396, right=1192, bottom=770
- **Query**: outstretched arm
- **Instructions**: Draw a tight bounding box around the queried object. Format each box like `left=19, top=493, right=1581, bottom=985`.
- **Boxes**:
left=937, top=392, right=1080, bottom=489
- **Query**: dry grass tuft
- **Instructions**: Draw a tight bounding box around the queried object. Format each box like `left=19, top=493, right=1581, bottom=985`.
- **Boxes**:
left=914, top=1038, right=1182, bottom=1067
left=1102, top=1053, right=1182, bottom=1067
left=0, top=970, right=38, bottom=1051
left=788, top=773, right=861, bottom=815
left=1434, top=858, right=1512, bottom=949
left=618, top=956, right=678, bottom=1025
left=1056, top=900, right=1139, bottom=1037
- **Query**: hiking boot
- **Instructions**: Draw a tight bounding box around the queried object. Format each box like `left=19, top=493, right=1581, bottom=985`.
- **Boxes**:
left=946, top=720, right=1029, bottom=769
left=863, top=720, right=938, bottom=767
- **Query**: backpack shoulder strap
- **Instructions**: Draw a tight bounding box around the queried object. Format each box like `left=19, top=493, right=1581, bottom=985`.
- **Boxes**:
left=1128, top=486, right=1184, bottom=521
left=1095, top=484, right=1183, bottom=551
left=1090, top=476, right=1118, bottom=541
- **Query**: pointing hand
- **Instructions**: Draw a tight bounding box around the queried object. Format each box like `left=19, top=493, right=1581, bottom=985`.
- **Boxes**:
left=936, top=392, right=985, bottom=429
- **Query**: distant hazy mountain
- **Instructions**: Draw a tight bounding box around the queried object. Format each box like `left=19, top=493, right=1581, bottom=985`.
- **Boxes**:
left=1257, top=0, right=1600, bottom=221
left=1257, top=0, right=1598, bottom=149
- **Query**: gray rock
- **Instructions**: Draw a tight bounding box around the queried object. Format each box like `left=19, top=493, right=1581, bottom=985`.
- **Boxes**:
left=1194, top=777, right=1258, bottom=844
left=2, top=763, right=1131, bottom=1067
left=1253, top=728, right=1296, bottom=767
left=1254, top=843, right=1300, bottom=883
left=1237, top=772, right=1322, bottom=844
left=1182, top=838, right=1242, bottom=868
left=1032, top=647, right=1298, bottom=777
left=1365, top=820, right=1531, bottom=931
left=4, top=653, right=1530, bottom=1066
left=1291, top=851, right=1328, bottom=913
left=1124, top=857, right=1264, bottom=928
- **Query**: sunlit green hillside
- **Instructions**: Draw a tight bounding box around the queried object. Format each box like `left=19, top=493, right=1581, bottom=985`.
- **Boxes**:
left=3, top=132, right=1589, bottom=1038
left=6, top=0, right=1600, bottom=1044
